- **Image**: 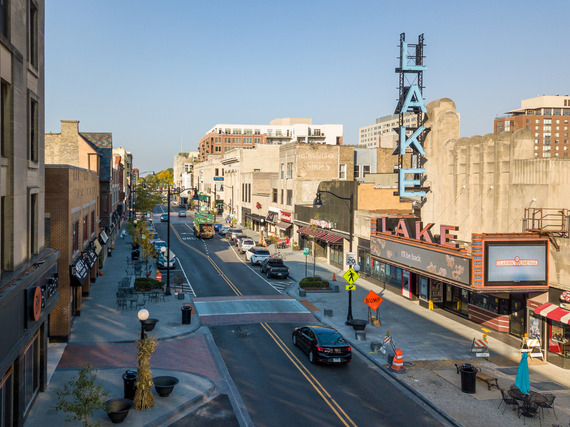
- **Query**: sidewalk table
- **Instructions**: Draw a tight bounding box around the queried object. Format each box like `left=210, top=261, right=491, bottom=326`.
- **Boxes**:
left=508, top=388, right=544, bottom=418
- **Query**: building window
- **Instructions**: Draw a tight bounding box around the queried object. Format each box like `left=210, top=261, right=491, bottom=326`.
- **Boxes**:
left=254, top=137, right=260, bottom=144
left=286, top=162, right=293, bottom=179
left=280, top=163, right=284, bottom=179
left=83, top=215, right=88, bottom=243
left=254, top=129, right=260, bottom=135
left=91, top=211, right=95, bottom=233
left=244, top=129, right=252, bottom=135
left=72, top=220, right=79, bottom=252
left=0, top=80, right=8, bottom=157
left=280, top=189, right=284, bottom=205
left=29, top=1, right=38, bottom=67
left=339, top=164, right=347, bottom=180
left=29, top=193, right=38, bottom=255
left=354, top=165, right=360, bottom=178
left=286, top=190, right=292, bottom=205
left=215, top=168, right=219, bottom=177
left=272, top=189, right=277, bottom=203
left=23, top=333, right=40, bottom=413
left=363, top=165, right=370, bottom=176
left=29, top=96, right=39, bottom=162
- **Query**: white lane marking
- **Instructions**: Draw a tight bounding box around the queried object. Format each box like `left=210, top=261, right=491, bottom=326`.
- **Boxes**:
left=178, top=261, right=196, bottom=297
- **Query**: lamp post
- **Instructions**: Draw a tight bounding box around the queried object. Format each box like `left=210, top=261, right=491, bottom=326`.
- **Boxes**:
left=313, top=190, right=354, bottom=324
left=138, top=308, right=149, bottom=340
left=165, top=185, right=172, bottom=296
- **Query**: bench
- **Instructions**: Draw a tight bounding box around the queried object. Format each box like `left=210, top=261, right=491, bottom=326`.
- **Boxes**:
left=476, top=370, right=499, bottom=390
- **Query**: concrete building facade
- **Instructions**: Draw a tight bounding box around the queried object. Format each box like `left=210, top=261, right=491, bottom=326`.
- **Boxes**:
left=0, top=2, right=61, bottom=425
left=358, top=112, right=416, bottom=147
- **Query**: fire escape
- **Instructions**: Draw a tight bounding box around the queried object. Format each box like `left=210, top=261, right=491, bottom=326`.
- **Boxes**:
left=523, top=208, right=570, bottom=251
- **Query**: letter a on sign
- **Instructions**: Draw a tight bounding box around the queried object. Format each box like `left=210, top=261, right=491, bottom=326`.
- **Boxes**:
left=364, top=290, right=383, bottom=311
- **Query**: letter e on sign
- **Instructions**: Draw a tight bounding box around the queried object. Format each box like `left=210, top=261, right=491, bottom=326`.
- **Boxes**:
left=364, top=290, right=383, bottom=311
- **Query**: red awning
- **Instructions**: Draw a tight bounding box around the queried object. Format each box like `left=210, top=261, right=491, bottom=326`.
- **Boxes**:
left=297, top=226, right=326, bottom=239
left=320, top=233, right=343, bottom=243
left=534, top=303, right=570, bottom=324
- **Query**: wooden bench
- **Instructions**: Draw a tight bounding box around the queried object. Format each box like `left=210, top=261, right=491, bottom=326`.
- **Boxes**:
left=476, top=370, right=499, bottom=390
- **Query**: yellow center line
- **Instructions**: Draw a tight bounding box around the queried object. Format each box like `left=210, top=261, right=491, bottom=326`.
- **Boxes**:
left=261, top=322, right=358, bottom=427
left=170, top=223, right=242, bottom=296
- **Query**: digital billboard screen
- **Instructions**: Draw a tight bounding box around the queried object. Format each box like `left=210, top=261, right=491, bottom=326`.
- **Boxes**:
left=485, top=241, right=548, bottom=286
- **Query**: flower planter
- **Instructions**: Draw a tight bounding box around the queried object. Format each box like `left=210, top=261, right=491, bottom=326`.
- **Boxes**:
left=143, top=318, right=159, bottom=332
left=105, top=398, right=133, bottom=423
left=347, top=319, right=368, bottom=331
left=153, top=376, right=179, bottom=397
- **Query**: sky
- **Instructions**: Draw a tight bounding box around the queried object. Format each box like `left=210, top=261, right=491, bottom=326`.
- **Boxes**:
left=45, top=0, right=570, bottom=173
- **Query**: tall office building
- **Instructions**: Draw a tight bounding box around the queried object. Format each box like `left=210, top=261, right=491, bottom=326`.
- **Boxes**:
left=358, top=112, right=416, bottom=148
left=494, top=95, right=570, bottom=158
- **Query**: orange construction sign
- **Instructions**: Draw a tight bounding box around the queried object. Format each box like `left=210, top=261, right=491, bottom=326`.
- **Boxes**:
left=364, top=290, right=383, bottom=311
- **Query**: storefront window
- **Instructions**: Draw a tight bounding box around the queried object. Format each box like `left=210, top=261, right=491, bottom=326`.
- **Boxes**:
left=471, top=294, right=499, bottom=314
left=330, top=245, right=343, bottom=267
left=0, top=369, right=13, bottom=427
left=23, top=335, right=40, bottom=413
left=529, top=314, right=541, bottom=340
left=419, top=277, right=428, bottom=301
left=431, top=281, right=443, bottom=303
left=548, top=321, right=570, bottom=357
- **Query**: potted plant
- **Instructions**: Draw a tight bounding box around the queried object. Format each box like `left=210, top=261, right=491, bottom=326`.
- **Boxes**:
left=104, top=398, right=134, bottom=424
left=152, top=376, right=179, bottom=397
left=54, top=365, right=109, bottom=426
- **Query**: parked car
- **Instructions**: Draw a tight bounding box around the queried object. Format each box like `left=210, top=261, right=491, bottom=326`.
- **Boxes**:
left=247, top=247, right=271, bottom=264
left=229, top=228, right=242, bottom=241
left=160, top=213, right=169, bottom=222
left=149, top=232, right=160, bottom=245
left=178, top=210, right=187, bottom=217
left=214, top=223, right=222, bottom=232
left=234, top=235, right=248, bottom=248
left=156, top=249, right=176, bottom=269
left=292, top=325, right=351, bottom=364
left=240, top=239, right=256, bottom=253
left=260, top=258, right=289, bottom=278
left=154, top=240, right=167, bottom=255
left=219, top=225, right=230, bottom=236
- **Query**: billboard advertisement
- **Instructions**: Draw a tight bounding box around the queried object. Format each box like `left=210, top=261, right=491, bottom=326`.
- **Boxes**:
left=485, top=241, right=548, bottom=286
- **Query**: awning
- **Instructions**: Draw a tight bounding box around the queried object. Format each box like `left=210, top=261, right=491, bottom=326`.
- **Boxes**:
left=99, top=230, right=109, bottom=244
left=297, top=226, right=327, bottom=239
left=534, top=303, right=570, bottom=324
left=94, top=240, right=102, bottom=255
left=320, top=232, right=343, bottom=243
left=70, top=258, right=89, bottom=287
left=276, top=221, right=292, bottom=230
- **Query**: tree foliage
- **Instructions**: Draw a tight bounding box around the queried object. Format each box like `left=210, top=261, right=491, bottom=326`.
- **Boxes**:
left=54, top=365, right=109, bottom=426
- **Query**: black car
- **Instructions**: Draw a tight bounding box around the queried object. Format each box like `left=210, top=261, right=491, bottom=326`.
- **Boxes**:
left=292, top=325, right=351, bottom=364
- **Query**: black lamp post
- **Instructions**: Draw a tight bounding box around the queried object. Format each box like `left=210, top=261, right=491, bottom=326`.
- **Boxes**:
left=313, top=190, right=354, bottom=324
left=165, top=185, right=172, bottom=296
left=138, top=308, right=149, bottom=340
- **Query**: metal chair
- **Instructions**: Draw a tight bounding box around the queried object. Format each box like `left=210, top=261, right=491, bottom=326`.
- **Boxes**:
left=535, top=393, right=557, bottom=420
left=135, top=297, right=146, bottom=310
left=499, top=388, right=520, bottom=415
left=116, top=297, right=127, bottom=311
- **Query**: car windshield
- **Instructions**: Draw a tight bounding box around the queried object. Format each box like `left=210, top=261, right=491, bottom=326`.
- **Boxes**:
left=243, top=240, right=254, bottom=245
left=316, top=331, right=345, bottom=345
left=256, top=250, right=270, bottom=255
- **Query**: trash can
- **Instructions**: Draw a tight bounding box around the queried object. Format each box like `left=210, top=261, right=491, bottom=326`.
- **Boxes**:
left=131, top=249, right=140, bottom=260
left=456, top=363, right=477, bottom=394
left=122, top=370, right=137, bottom=400
left=181, top=305, right=192, bottom=324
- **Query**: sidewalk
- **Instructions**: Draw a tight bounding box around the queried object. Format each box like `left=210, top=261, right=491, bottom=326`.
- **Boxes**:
left=240, top=228, right=570, bottom=427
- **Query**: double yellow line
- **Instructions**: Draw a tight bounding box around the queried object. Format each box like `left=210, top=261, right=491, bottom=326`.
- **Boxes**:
left=170, top=223, right=242, bottom=296
left=261, top=322, right=357, bottom=427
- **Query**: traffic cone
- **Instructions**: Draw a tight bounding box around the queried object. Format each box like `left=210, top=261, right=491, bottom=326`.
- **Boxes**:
left=156, top=270, right=162, bottom=282
left=332, top=273, right=336, bottom=281
left=389, top=349, right=407, bottom=373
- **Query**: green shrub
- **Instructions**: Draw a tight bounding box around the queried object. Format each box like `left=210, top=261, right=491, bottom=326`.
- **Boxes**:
left=134, top=277, right=163, bottom=291
left=299, top=277, right=330, bottom=288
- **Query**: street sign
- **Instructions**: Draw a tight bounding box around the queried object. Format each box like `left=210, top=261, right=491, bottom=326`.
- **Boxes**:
left=346, top=284, right=356, bottom=291
left=346, top=252, right=356, bottom=266
left=342, top=267, right=359, bottom=285
left=213, top=177, right=224, bottom=181
left=364, top=290, right=383, bottom=311
left=303, top=248, right=310, bottom=256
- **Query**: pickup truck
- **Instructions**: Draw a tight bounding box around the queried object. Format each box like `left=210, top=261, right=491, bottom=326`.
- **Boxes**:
left=260, top=258, right=290, bottom=279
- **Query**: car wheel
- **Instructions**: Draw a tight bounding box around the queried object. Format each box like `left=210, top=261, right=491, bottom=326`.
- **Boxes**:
left=309, top=350, right=316, bottom=364
left=292, top=334, right=297, bottom=347
left=266, top=271, right=272, bottom=278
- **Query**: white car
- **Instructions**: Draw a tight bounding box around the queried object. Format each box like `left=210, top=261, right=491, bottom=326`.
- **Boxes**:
left=240, top=239, right=256, bottom=253
left=157, top=249, right=176, bottom=269
left=247, top=247, right=271, bottom=264
left=219, top=225, right=231, bottom=235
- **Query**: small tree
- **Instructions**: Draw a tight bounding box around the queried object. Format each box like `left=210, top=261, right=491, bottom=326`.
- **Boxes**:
left=134, top=336, right=157, bottom=410
left=54, top=365, right=109, bottom=426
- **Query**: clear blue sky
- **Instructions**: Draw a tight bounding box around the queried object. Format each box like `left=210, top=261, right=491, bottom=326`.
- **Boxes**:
left=45, top=0, right=570, bottom=172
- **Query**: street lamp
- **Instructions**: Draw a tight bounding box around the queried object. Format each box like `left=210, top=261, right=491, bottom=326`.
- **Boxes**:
left=313, top=190, right=354, bottom=324
left=165, top=185, right=172, bottom=296
left=138, top=308, right=149, bottom=340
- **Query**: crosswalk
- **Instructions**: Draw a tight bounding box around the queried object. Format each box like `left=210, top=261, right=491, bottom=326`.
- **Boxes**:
left=268, top=281, right=291, bottom=294
left=181, top=236, right=197, bottom=241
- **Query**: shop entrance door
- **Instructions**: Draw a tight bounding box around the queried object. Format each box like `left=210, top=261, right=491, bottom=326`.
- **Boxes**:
left=510, top=298, right=526, bottom=337
left=460, top=289, right=470, bottom=317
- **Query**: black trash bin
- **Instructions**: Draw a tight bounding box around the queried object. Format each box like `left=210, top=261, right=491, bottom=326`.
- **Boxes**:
left=181, top=305, right=192, bottom=324
left=131, top=249, right=140, bottom=260
left=456, top=363, right=477, bottom=394
left=122, top=370, right=137, bottom=400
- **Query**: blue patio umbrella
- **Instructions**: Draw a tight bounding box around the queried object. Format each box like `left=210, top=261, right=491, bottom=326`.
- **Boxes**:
left=515, top=352, right=530, bottom=394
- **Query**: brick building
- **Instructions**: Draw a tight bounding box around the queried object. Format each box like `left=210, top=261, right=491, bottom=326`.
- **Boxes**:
left=494, top=95, right=570, bottom=158
left=45, top=166, right=99, bottom=340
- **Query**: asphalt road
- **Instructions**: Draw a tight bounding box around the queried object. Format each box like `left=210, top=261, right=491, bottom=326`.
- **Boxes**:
left=152, top=205, right=443, bottom=426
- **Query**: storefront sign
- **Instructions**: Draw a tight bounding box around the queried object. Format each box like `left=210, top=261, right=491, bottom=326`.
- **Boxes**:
left=266, top=211, right=277, bottom=224
left=377, top=217, right=458, bottom=248
left=485, top=241, right=548, bottom=286
left=70, top=258, right=89, bottom=287
left=280, top=211, right=292, bottom=223
left=311, top=218, right=333, bottom=229
left=32, top=286, right=42, bottom=321
left=371, top=236, right=471, bottom=285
